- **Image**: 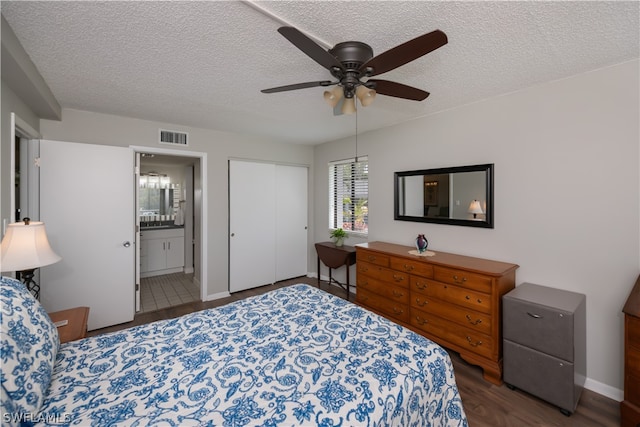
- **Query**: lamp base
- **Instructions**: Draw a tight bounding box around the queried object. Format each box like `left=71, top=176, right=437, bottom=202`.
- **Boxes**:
left=18, top=268, right=40, bottom=300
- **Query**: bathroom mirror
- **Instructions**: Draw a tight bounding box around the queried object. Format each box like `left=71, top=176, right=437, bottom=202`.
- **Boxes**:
left=394, top=163, right=494, bottom=228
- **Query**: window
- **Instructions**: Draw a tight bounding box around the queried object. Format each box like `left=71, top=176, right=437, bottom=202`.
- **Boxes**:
left=329, top=156, right=368, bottom=234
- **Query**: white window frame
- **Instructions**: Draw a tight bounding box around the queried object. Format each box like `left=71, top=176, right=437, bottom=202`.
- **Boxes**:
left=329, top=156, right=368, bottom=236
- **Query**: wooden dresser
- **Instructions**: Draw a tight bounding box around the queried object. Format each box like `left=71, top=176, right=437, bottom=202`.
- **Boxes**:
left=355, top=241, right=518, bottom=385
left=621, top=274, right=640, bottom=427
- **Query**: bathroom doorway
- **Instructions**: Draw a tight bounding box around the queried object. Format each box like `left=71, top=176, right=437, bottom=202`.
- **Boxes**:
left=134, top=148, right=205, bottom=313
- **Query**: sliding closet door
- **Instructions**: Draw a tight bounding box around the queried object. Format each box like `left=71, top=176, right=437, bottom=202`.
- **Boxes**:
left=275, top=165, right=308, bottom=281
left=229, top=160, right=276, bottom=292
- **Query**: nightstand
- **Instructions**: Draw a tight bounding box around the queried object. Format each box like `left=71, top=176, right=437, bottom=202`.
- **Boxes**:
left=503, top=283, right=586, bottom=416
left=48, top=307, right=90, bottom=343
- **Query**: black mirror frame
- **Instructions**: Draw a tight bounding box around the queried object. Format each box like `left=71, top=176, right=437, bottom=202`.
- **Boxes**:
left=394, top=163, right=494, bottom=229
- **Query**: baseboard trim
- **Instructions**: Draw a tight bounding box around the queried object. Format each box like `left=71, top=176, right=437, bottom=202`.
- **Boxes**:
left=584, top=378, right=623, bottom=402
left=204, top=290, right=231, bottom=301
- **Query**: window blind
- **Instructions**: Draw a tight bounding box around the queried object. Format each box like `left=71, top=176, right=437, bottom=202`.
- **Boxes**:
left=329, top=156, right=368, bottom=234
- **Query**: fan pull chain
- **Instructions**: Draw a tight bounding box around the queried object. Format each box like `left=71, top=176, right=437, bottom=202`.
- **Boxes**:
left=355, top=108, right=359, bottom=162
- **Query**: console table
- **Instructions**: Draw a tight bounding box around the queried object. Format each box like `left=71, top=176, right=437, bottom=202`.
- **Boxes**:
left=355, top=241, right=518, bottom=385
left=315, top=242, right=357, bottom=300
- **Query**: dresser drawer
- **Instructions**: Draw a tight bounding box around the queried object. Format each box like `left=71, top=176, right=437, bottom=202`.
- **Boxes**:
left=390, top=256, right=433, bottom=278
left=504, top=340, right=578, bottom=413
left=357, top=250, right=389, bottom=267
left=410, top=308, right=493, bottom=359
left=357, top=262, right=409, bottom=288
left=411, top=295, right=492, bottom=335
left=503, top=297, right=575, bottom=361
left=411, top=277, right=492, bottom=314
left=357, top=276, right=409, bottom=304
left=357, top=288, right=409, bottom=323
left=434, top=266, right=492, bottom=293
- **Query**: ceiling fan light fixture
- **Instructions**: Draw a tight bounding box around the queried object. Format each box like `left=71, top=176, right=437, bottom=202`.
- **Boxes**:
left=323, top=86, right=343, bottom=107
left=342, top=97, right=356, bottom=115
left=356, top=85, right=376, bottom=107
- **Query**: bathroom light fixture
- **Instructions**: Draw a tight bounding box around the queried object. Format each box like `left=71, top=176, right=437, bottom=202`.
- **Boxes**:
left=0, top=218, right=61, bottom=300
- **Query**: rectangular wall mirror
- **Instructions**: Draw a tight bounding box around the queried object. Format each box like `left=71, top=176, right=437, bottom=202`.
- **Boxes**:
left=394, top=163, right=494, bottom=228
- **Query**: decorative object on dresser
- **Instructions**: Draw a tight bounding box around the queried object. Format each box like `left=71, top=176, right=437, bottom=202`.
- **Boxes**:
left=415, top=234, right=429, bottom=253
left=502, top=283, right=586, bottom=416
left=315, top=242, right=356, bottom=300
left=355, top=241, right=518, bottom=384
left=621, top=274, right=640, bottom=427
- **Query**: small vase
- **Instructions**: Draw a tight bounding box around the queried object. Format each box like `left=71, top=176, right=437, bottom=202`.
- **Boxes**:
left=415, top=234, right=428, bottom=253
left=334, top=237, right=344, bottom=247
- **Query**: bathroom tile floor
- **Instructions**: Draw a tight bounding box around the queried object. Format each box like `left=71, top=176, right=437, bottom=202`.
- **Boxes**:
left=139, top=272, right=200, bottom=313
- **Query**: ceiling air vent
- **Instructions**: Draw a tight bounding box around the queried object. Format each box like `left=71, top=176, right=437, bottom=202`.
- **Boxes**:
left=159, top=129, right=188, bottom=146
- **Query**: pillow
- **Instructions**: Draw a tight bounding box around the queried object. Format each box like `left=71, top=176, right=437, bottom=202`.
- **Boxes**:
left=1, top=276, right=59, bottom=418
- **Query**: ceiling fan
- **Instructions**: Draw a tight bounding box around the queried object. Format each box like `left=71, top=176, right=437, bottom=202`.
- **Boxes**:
left=261, top=26, right=448, bottom=114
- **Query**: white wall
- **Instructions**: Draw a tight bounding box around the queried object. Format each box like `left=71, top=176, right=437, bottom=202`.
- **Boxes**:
left=314, top=60, right=639, bottom=397
left=39, top=109, right=314, bottom=299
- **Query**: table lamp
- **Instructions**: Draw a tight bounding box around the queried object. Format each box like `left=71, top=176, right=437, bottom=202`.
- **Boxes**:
left=468, top=200, right=484, bottom=220
left=0, top=218, right=61, bottom=300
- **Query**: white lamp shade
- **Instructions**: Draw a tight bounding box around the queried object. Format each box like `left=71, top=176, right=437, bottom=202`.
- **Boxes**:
left=468, top=200, right=484, bottom=214
left=0, top=221, right=61, bottom=272
left=356, top=85, right=376, bottom=107
left=341, top=97, right=356, bottom=114
left=323, top=86, right=343, bottom=108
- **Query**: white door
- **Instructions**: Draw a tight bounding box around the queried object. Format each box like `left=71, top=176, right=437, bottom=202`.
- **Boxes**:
left=40, top=140, right=135, bottom=330
left=275, top=165, right=308, bottom=281
left=229, top=160, right=276, bottom=292
left=134, top=152, right=141, bottom=311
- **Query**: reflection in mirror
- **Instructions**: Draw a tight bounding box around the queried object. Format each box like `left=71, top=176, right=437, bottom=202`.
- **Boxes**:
left=394, top=164, right=494, bottom=228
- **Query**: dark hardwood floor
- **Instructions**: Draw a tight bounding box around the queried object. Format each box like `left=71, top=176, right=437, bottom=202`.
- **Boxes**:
left=88, top=277, right=620, bottom=427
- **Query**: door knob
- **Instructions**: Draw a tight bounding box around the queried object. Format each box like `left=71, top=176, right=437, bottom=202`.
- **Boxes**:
left=123, top=241, right=131, bottom=247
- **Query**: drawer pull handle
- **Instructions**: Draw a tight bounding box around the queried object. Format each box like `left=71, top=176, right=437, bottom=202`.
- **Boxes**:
left=527, top=312, right=543, bottom=319
left=392, top=307, right=404, bottom=315
left=466, top=336, right=483, bottom=347
left=465, top=315, right=482, bottom=325
left=415, top=282, right=427, bottom=290
left=453, top=275, right=467, bottom=284
left=392, top=274, right=404, bottom=282
left=361, top=281, right=368, bottom=286
left=416, top=298, right=428, bottom=307
left=415, top=316, right=428, bottom=325
left=403, top=264, right=415, bottom=271
left=392, top=290, right=404, bottom=297
left=361, top=296, right=369, bottom=302
left=367, top=256, right=376, bottom=261
left=361, top=267, right=369, bottom=272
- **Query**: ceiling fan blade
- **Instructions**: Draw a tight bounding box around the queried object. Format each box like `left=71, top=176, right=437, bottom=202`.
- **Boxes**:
left=261, top=80, right=335, bottom=93
left=278, top=27, right=343, bottom=71
left=368, top=79, right=430, bottom=101
left=360, top=30, right=447, bottom=77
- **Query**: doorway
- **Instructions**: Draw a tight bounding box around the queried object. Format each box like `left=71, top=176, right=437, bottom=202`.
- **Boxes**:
left=134, top=148, right=206, bottom=313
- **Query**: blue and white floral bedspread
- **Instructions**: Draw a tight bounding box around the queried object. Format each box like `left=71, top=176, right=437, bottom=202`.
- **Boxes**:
left=38, top=284, right=467, bottom=426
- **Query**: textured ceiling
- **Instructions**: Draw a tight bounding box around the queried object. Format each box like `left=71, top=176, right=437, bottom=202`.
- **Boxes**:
left=1, top=1, right=638, bottom=145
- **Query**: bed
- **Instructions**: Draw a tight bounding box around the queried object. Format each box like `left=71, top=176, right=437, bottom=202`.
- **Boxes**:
left=1, top=276, right=467, bottom=426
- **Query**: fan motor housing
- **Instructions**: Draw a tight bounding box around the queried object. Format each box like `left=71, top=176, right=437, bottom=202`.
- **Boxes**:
left=329, top=41, right=374, bottom=70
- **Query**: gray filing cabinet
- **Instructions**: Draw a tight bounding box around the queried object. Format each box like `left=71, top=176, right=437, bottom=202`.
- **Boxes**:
left=503, top=283, right=586, bottom=415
